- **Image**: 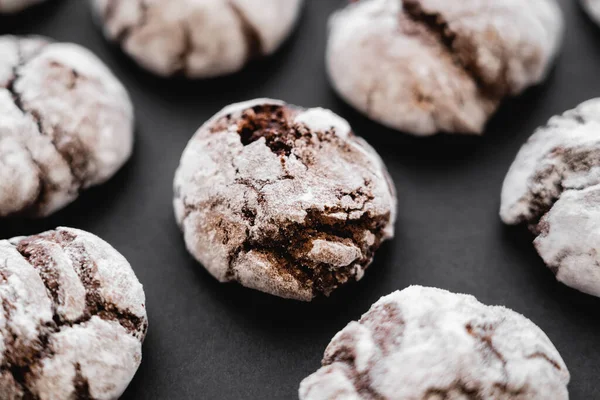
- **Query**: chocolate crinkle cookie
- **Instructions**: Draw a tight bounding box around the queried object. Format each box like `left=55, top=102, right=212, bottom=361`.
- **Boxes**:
left=174, top=99, right=396, bottom=301
left=300, top=286, right=569, bottom=400
left=501, top=99, right=600, bottom=298
left=327, top=0, right=564, bottom=136
left=0, top=0, right=46, bottom=13
left=90, top=0, right=304, bottom=78
left=0, top=227, right=147, bottom=399
left=0, top=36, right=134, bottom=218
left=581, top=0, right=600, bottom=25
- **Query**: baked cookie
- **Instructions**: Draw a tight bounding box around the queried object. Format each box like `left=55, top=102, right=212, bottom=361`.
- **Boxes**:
left=0, top=0, right=46, bottom=13
left=326, top=0, right=564, bottom=136
left=501, top=99, right=600, bottom=297
left=0, top=227, right=147, bottom=399
left=581, top=0, right=600, bottom=25
left=90, top=0, right=304, bottom=78
left=0, top=36, right=134, bottom=218
left=300, top=286, right=569, bottom=400
left=174, top=99, right=396, bottom=301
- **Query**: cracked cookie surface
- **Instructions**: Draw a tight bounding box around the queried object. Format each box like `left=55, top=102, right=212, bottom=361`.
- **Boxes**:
left=299, top=286, right=569, bottom=400
left=173, top=99, right=396, bottom=301
left=326, top=0, right=564, bottom=136
left=501, top=99, right=600, bottom=297
left=0, top=227, right=147, bottom=400
left=0, top=0, right=46, bottom=13
left=0, top=35, right=134, bottom=218
left=90, top=0, right=304, bottom=78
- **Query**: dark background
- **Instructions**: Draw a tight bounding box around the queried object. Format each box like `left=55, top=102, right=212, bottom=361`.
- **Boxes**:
left=1, top=0, right=599, bottom=398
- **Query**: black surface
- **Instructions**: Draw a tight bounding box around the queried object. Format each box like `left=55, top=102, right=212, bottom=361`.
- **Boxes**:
left=1, top=0, right=599, bottom=398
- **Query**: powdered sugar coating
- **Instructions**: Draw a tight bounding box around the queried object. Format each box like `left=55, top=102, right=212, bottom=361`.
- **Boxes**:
left=91, top=0, right=303, bottom=78
left=534, top=186, right=600, bottom=297
left=300, top=286, right=569, bottom=400
left=174, top=99, right=396, bottom=301
left=0, top=0, right=46, bottom=13
left=0, top=36, right=134, bottom=218
left=326, top=0, right=564, bottom=136
left=581, top=0, right=600, bottom=25
left=501, top=99, right=600, bottom=297
left=0, top=227, right=147, bottom=399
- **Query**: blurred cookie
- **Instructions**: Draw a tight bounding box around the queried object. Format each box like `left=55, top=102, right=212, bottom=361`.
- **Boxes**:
left=174, top=99, right=396, bottom=300
left=581, top=0, right=600, bottom=25
left=0, top=227, right=147, bottom=399
left=300, top=286, right=569, bottom=400
left=0, top=35, right=134, bottom=218
left=326, top=0, right=564, bottom=136
left=0, top=0, right=46, bottom=13
left=501, top=99, right=600, bottom=297
left=91, top=0, right=304, bottom=78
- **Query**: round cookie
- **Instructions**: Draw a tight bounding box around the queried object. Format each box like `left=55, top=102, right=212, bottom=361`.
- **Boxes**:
left=0, top=35, right=134, bottom=218
left=0, top=0, right=46, bottom=13
left=300, top=286, right=569, bottom=400
left=581, top=0, right=600, bottom=25
left=174, top=99, right=396, bottom=301
left=501, top=99, right=600, bottom=297
left=90, top=0, right=304, bottom=78
left=326, top=0, right=564, bottom=136
left=0, top=227, right=147, bottom=399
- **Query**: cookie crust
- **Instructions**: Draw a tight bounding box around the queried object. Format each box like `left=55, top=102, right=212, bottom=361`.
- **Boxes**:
left=0, top=227, right=147, bottom=399
left=326, top=0, right=564, bottom=136
left=501, top=99, right=600, bottom=297
left=300, top=286, right=569, bottom=400
left=90, top=0, right=304, bottom=78
left=0, top=36, right=134, bottom=218
left=174, top=99, right=396, bottom=300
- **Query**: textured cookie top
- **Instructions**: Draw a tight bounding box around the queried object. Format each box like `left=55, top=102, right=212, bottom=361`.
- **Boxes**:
left=501, top=99, right=600, bottom=227
left=174, top=99, right=396, bottom=301
left=501, top=99, right=600, bottom=297
left=300, top=286, right=569, bottom=400
left=91, top=0, right=304, bottom=78
left=534, top=186, right=600, bottom=297
left=0, top=227, right=147, bottom=399
left=0, top=0, right=46, bottom=13
left=0, top=35, right=134, bottom=218
left=327, top=0, right=564, bottom=135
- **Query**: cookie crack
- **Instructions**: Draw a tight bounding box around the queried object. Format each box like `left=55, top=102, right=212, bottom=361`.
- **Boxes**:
left=73, top=363, right=93, bottom=399
left=465, top=321, right=524, bottom=392
left=233, top=104, right=342, bottom=171
left=465, top=322, right=507, bottom=365
left=402, top=0, right=505, bottom=100
left=14, top=231, right=147, bottom=339
left=524, top=148, right=600, bottom=231
left=0, top=231, right=144, bottom=398
left=236, top=104, right=298, bottom=156
left=5, top=44, right=86, bottom=212
left=4, top=48, right=54, bottom=217
left=0, top=270, right=50, bottom=399
left=228, top=1, right=264, bottom=60
left=525, top=352, right=563, bottom=371
left=115, top=0, right=149, bottom=44
left=229, top=208, right=389, bottom=296
left=5, top=41, right=44, bottom=132
left=322, top=349, right=386, bottom=400
left=174, top=19, right=193, bottom=75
